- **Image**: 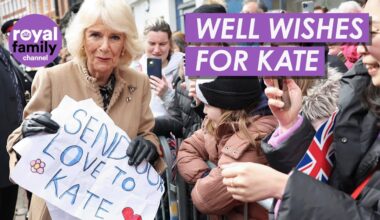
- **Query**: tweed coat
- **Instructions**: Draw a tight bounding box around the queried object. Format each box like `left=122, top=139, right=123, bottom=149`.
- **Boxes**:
left=7, top=60, right=165, bottom=220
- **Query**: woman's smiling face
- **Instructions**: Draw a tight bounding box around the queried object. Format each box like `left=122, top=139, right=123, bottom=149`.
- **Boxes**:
left=84, top=20, right=126, bottom=78
left=358, top=8, right=380, bottom=86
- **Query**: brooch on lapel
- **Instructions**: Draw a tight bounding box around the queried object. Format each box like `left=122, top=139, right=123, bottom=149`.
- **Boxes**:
left=126, top=85, right=137, bottom=102
left=128, top=85, right=137, bottom=94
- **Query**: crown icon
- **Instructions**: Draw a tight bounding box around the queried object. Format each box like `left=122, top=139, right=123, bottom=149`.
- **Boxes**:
left=21, top=32, right=30, bottom=38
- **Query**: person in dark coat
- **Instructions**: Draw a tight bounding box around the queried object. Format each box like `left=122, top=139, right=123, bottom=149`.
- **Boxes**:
left=154, top=63, right=203, bottom=139
left=1, top=18, right=18, bottom=39
left=0, top=45, right=26, bottom=220
left=220, top=0, right=380, bottom=219
left=2, top=18, right=33, bottom=97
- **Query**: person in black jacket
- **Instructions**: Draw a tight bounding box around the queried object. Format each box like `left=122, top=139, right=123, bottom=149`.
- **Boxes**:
left=220, top=0, right=380, bottom=219
left=2, top=19, right=33, bottom=98
left=0, top=45, right=26, bottom=220
left=154, top=62, right=203, bottom=139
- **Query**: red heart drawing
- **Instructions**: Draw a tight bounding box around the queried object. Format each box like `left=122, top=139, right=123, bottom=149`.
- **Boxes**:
left=122, top=207, right=142, bottom=220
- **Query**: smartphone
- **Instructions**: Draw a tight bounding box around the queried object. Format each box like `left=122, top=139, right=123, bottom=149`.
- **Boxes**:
left=301, top=1, right=314, bottom=13
left=147, top=58, right=162, bottom=79
left=273, top=77, right=291, bottom=111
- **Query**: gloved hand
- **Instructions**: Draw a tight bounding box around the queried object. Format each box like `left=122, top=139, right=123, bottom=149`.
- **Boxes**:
left=21, top=112, right=60, bottom=137
left=127, top=136, right=159, bottom=166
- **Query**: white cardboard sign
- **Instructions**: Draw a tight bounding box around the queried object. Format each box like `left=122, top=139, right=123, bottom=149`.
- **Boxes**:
left=11, top=96, right=164, bottom=220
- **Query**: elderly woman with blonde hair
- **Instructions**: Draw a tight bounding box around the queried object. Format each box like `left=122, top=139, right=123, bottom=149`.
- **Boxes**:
left=6, top=0, right=165, bottom=219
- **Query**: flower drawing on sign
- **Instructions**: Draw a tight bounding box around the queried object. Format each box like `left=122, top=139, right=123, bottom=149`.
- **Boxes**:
left=30, top=159, right=46, bottom=174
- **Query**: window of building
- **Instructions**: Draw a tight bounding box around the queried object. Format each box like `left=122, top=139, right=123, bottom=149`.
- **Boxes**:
left=51, top=0, right=55, bottom=12
left=38, top=0, right=42, bottom=14
left=6, top=1, right=10, bottom=14
left=44, top=0, right=49, bottom=12
left=30, top=0, right=36, bottom=13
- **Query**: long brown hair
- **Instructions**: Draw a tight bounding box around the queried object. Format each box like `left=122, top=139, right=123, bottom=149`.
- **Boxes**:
left=204, top=108, right=258, bottom=147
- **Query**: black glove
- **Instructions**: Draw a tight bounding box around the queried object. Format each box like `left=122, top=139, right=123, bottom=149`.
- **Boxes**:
left=21, top=112, right=60, bottom=137
left=127, top=136, right=159, bottom=166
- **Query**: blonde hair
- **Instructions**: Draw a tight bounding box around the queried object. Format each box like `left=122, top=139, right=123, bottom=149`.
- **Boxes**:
left=204, top=109, right=258, bottom=147
left=292, top=77, right=316, bottom=96
left=172, top=31, right=186, bottom=53
left=65, top=0, right=143, bottom=67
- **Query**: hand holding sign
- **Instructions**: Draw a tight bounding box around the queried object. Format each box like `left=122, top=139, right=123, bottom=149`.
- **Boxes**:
left=127, top=136, right=159, bottom=166
left=11, top=96, right=164, bottom=220
left=21, top=111, right=60, bottom=137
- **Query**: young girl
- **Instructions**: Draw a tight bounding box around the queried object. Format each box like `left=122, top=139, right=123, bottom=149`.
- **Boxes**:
left=176, top=76, right=277, bottom=219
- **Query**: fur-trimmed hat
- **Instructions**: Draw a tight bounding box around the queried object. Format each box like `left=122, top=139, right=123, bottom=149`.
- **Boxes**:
left=196, top=76, right=262, bottom=110
left=302, top=67, right=342, bottom=122
left=1, top=18, right=18, bottom=34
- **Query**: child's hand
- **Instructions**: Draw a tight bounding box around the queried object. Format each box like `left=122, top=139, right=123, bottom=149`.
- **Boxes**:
left=188, top=80, right=201, bottom=106
left=264, top=78, right=302, bottom=133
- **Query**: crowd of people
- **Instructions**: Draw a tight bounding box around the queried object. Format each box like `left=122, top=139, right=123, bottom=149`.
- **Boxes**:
left=1, top=0, right=380, bottom=219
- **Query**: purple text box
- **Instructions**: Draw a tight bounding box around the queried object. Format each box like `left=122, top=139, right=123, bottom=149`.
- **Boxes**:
left=185, top=46, right=325, bottom=77
left=185, top=13, right=369, bottom=43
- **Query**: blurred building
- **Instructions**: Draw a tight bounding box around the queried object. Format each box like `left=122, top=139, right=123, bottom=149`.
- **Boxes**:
left=1, top=0, right=350, bottom=38
left=0, top=0, right=29, bottom=22
left=128, top=0, right=178, bottom=36
left=0, top=0, right=79, bottom=26
left=128, top=0, right=348, bottom=35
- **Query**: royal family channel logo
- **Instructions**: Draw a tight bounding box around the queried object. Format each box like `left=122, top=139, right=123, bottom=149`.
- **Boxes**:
left=8, top=14, right=62, bottom=67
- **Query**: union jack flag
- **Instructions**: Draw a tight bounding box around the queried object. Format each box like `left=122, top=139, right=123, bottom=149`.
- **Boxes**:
left=296, top=111, right=338, bottom=183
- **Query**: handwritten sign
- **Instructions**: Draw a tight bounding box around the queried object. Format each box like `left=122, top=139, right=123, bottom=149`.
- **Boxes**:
left=11, top=96, right=164, bottom=220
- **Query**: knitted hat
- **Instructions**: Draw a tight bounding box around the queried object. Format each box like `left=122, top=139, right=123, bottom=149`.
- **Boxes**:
left=196, top=76, right=262, bottom=110
left=1, top=18, right=18, bottom=34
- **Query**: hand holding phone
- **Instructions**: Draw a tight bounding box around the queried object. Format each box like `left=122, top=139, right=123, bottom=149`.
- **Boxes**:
left=273, top=77, right=291, bottom=111
left=301, top=1, right=314, bottom=13
left=147, top=58, right=162, bottom=79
